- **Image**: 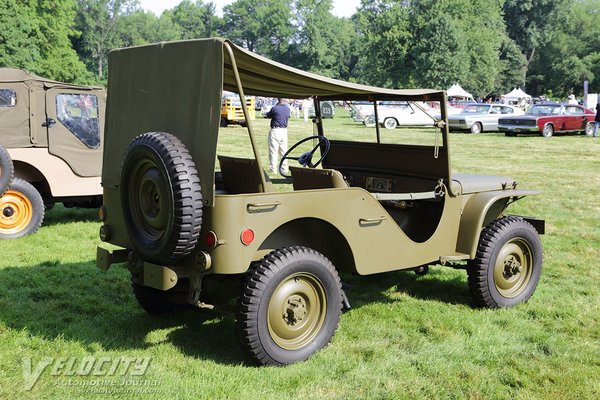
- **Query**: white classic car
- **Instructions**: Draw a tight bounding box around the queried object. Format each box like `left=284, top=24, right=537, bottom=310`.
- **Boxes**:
left=365, top=101, right=439, bottom=129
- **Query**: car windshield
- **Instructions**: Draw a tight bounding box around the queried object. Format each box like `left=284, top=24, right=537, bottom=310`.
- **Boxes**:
left=461, top=105, right=490, bottom=114
left=527, top=105, right=561, bottom=115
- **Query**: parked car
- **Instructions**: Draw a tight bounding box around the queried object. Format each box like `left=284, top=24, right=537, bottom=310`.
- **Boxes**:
left=368, top=101, right=438, bottom=129
left=349, top=101, right=397, bottom=123
left=0, top=68, right=106, bottom=238
left=498, top=103, right=595, bottom=137
left=97, top=38, right=544, bottom=366
left=449, top=104, right=523, bottom=133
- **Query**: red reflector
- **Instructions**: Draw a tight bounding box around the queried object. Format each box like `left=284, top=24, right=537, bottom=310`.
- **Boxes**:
left=205, top=231, right=218, bottom=248
left=241, top=228, right=254, bottom=245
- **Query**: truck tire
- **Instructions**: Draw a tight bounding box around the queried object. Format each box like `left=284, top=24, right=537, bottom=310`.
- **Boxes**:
left=131, top=274, right=188, bottom=315
left=237, top=246, right=343, bottom=366
left=0, top=143, right=13, bottom=197
left=0, top=178, right=44, bottom=239
left=467, top=216, right=542, bottom=308
left=121, top=132, right=202, bottom=264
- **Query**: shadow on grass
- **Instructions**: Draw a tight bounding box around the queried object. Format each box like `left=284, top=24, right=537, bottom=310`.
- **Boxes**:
left=341, top=267, right=473, bottom=308
left=0, top=261, right=245, bottom=366
left=43, top=205, right=100, bottom=226
left=0, top=260, right=473, bottom=366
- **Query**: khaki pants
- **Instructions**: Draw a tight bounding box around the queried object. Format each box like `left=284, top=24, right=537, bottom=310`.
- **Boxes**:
left=268, top=127, right=288, bottom=173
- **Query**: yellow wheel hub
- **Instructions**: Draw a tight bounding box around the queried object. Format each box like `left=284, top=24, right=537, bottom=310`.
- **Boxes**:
left=0, top=189, right=33, bottom=234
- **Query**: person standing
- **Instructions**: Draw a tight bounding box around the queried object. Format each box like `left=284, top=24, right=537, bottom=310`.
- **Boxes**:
left=567, top=94, right=578, bottom=105
left=266, top=98, right=291, bottom=173
left=302, top=97, right=311, bottom=122
left=593, top=103, right=600, bottom=138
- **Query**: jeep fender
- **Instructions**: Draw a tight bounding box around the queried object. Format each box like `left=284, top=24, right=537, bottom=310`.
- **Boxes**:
left=259, top=217, right=356, bottom=274
left=456, top=189, right=540, bottom=258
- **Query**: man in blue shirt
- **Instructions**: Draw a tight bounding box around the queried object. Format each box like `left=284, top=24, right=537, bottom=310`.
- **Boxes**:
left=266, top=98, right=291, bottom=173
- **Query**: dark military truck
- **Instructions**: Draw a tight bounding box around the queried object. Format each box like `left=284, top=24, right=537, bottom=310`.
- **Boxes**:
left=0, top=68, right=106, bottom=238
left=96, top=39, right=544, bottom=366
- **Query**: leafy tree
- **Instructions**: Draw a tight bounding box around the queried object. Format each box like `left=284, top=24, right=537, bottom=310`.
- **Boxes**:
left=0, top=0, right=91, bottom=83
left=290, top=0, right=358, bottom=78
left=352, top=0, right=413, bottom=87
left=503, top=0, right=570, bottom=89
left=170, top=0, right=221, bottom=39
left=74, top=0, right=140, bottom=80
left=118, top=10, right=181, bottom=46
left=222, top=0, right=294, bottom=60
left=353, top=0, right=506, bottom=97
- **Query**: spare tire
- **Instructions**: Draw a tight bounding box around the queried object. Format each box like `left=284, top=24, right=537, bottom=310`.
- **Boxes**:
left=121, top=132, right=202, bottom=264
left=0, top=143, right=13, bottom=197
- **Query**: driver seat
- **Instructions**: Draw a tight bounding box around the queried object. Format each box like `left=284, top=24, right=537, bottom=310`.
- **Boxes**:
left=290, top=166, right=348, bottom=190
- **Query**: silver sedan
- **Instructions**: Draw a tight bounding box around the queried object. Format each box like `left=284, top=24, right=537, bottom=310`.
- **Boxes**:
left=448, top=104, right=523, bottom=133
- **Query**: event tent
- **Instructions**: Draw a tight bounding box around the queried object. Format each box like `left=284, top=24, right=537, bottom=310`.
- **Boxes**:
left=446, top=84, right=474, bottom=100
left=503, top=88, right=531, bottom=101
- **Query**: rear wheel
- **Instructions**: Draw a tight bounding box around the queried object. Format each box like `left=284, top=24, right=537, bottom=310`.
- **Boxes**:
left=383, top=117, right=398, bottom=129
left=0, top=143, right=13, bottom=196
left=131, top=274, right=187, bottom=314
left=584, top=121, right=594, bottom=136
left=0, top=178, right=44, bottom=239
left=542, top=123, right=554, bottom=137
left=121, top=132, right=202, bottom=264
left=237, top=246, right=342, bottom=366
left=467, top=216, right=542, bottom=308
left=470, top=122, right=482, bottom=134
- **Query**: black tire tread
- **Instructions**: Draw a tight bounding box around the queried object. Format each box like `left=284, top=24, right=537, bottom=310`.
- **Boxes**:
left=467, top=216, right=540, bottom=308
left=0, top=143, right=13, bottom=197
left=237, top=246, right=342, bottom=366
left=122, top=132, right=202, bottom=264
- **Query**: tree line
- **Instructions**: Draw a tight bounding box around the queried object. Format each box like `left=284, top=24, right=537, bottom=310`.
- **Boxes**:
left=1, top=0, right=598, bottom=99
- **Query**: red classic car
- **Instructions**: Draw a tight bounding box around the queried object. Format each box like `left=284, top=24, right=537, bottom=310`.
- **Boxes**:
left=498, top=103, right=595, bottom=137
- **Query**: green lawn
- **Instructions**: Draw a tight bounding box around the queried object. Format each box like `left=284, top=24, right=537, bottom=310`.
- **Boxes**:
left=0, top=110, right=599, bottom=399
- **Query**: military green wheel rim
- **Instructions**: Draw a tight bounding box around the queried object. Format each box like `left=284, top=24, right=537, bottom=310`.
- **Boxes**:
left=267, top=272, right=327, bottom=350
left=128, top=158, right=171, bottom=242
left=493, top=237, right=533, bottom=298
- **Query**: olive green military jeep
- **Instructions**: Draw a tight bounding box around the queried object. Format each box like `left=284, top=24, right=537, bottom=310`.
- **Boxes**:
left=97, top=39, right=544, bottom=366
left=0, top=68, right=106, bottom=238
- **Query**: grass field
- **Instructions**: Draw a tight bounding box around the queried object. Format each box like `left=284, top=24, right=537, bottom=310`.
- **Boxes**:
left=0, top=109, right=599, bottom=399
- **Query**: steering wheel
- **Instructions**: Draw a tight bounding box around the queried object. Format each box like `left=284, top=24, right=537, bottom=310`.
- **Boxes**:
left=279, top=136, right=331, bottom=177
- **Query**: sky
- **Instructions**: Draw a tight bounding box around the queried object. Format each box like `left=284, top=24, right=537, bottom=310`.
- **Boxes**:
left=138, top=0, right=361, bottom=18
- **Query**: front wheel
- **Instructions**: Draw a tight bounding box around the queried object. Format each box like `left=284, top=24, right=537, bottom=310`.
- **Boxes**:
left=467, top=216, right=542, bottom=308
left=364, top=116, right=376, bottom=128
left=236, top=246, right=342, bottom=366
left=0, top=178, right=44, bottom=239
left=542, top=123, right=554, bottom=137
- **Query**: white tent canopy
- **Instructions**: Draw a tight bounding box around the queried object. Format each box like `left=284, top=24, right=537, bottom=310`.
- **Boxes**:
left=503, top=88, right=531, bottom=99
left=446, top=83, right=474, bottom=100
